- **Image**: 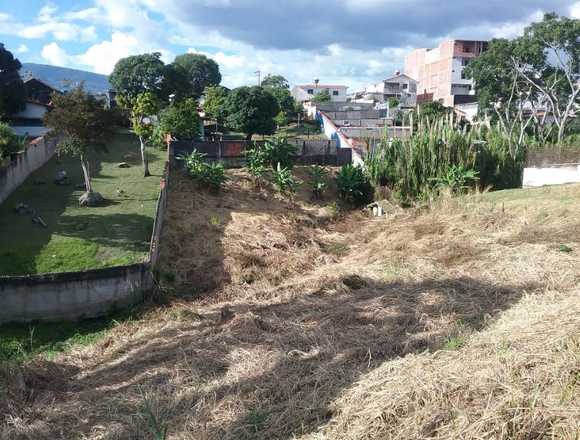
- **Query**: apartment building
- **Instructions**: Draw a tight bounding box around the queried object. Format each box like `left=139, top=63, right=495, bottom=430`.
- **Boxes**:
left=404, top=39, right=488, bottom=107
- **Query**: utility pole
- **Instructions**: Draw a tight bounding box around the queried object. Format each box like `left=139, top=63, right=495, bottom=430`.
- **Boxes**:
left=255, top=70, right=261, bottom=87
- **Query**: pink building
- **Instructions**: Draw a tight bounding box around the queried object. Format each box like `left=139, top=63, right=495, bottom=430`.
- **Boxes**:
left=404, top=40, right=488, bottom=107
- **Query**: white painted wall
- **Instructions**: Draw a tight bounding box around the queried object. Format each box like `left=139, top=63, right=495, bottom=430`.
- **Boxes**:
left=292, top=85, right=348, bottom=102
left=523, top=166, right=580, bottom=187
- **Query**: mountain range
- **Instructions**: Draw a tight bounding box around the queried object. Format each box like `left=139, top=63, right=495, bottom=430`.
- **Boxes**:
left=20, top=63, right=111, bottom=94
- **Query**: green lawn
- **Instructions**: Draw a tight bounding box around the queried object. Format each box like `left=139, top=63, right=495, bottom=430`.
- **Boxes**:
left=0, top=316, right=119, bottom=363
left=0, top=133, right=165, bottom=275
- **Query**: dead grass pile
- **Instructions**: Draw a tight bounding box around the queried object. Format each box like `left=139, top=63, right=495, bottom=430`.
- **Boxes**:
left=1, top=181, right=580, bottom=439
left=157, top=168, right=344, bottom=297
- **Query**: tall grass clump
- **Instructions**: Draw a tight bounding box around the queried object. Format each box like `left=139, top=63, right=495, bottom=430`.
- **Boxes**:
left=366, top=117, right=525, bottom=200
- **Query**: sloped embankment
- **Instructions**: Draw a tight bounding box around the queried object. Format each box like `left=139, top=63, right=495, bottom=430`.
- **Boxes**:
left=1, top=174, right=579, bottom=440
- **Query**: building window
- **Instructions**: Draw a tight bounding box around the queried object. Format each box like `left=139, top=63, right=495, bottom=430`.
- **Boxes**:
left=461, top=58, right=470, bottom=67
left=461, top=70, right=467, bottom=80
left=333, top=90, right=339, bottom=96
left=307, top=89, right=314, bottom=95
left=402, top=83, right=408, bottom=90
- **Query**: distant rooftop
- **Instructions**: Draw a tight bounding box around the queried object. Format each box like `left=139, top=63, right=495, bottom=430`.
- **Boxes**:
left=295, top=84, right=348, bottom=88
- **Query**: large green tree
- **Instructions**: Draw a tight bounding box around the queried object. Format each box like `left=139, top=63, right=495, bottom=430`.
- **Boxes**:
left=466, top=38, right=538, bottom=151
left=467, top=13, right=580, bottom=145
left=224, top=86, right=279, bottom=140
left=0, top=44, right=26, bottom=118
left=202, top=85, right=229, bottom=125
left=158, top=98, right=201, bottom=140
left=261, top=74, right=290, bottom=89
left=43, top=86, right=115, bottom=205
left=263, top=77, right=295, bottom=121
left=109, top=53, right=169, bottom=101
left=515, top=13, right=580, bottom=143
left=173, top=53, right=221, bottom=99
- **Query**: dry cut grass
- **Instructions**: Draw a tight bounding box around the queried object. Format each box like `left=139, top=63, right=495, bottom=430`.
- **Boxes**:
left=1, top=176, right=579, bottom=440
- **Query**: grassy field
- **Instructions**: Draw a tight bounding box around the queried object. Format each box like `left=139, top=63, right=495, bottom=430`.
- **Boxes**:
left=0, top=133, right=165, bottom=275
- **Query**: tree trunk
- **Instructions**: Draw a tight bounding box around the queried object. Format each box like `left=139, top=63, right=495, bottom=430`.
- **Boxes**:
left=139, top=135, right=150, bottom=177
left=80, top=154, right=92, bottom=193
left=245, top=133, right=253, bottom=141
left=557, top=115, right=568, bottom=146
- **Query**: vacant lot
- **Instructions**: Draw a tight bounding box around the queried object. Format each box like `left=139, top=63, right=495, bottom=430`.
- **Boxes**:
left=1, top=174, right=579, bottom=439
left=0, top=133, right=164, bottom=275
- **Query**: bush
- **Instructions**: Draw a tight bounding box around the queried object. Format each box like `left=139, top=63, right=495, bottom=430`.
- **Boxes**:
left=246, top=143, right=269, bottom=180
left=263, top=136, right=298, bottom=170
left=272, top=163, right=299, bottom=194
left=180, top=149, right=227, bottom=190
left=430, top=165, right=479, bottom=194
left=309, top=165, right=328, bottom=199
left=336, top=164, right=374, bottom=207
left=0, top=122, right=20, bottom=161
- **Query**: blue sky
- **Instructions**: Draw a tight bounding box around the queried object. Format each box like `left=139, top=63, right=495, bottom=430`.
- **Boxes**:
left=1, top=0, right=579, bottom=90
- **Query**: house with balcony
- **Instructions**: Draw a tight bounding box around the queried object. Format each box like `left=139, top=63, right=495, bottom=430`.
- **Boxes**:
left=352, top=71, right=417, bottom=107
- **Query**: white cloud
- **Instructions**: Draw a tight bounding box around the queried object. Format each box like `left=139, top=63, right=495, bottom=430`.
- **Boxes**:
left=75, top=31, right=174, bottom=74
left=38, top=3, right=58, bottom=23
left=41, top=42, right=71, bottom=66
left=19, top=22, right=79, bottom=41
left=76, top=32, right=140, bottom=74
left=64, top=7, right=101, bottom=22
left=571, top=1, right=580, bottom=18
left=16, top=44, right=29, bottom=54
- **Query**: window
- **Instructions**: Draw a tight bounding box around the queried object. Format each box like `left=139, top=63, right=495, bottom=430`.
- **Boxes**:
left=461, top=70, right=467, bottom=80
left=333, top=90, right=339, bottom=96
left=307, top=89, right=314, bottom=94
left=402, top=83, right=408, bottom=90
left=461, top=58, right=470, bottom=67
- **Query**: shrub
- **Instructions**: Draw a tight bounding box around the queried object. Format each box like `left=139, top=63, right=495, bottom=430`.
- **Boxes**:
left=430, top=165, right=479, bottom=194
left=246, top=143, right=269, bottom=180
left=336, top=164, right=374, bottom=207
left=263, top=136, right=298, bottom=170
left=309, top=165, right=328, bottom=199
left=272, top=163, right=299, bottom=194
left=0, top=122, right=20, bottom=161
left=180, top=149, right=227, bottom=190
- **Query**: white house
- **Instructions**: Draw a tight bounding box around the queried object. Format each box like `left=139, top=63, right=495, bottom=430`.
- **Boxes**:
left=8, top=102, right=51, bottom=137
left=7, top=78, right=59, bottom=138
left=292, top=83, right=348, bottom=103
left=353, top=72, right=417, bottom=107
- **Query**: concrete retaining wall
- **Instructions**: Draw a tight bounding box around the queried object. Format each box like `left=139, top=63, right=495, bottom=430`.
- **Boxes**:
left=0, top=264, right=151, bottom=323
left=0, top=136, right=57, bottom=204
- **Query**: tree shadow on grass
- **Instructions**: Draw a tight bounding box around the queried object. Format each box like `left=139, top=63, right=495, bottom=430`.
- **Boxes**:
left=54, top=213, right=154, bottom=254
left=0, top=274, right=542, bottom=439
